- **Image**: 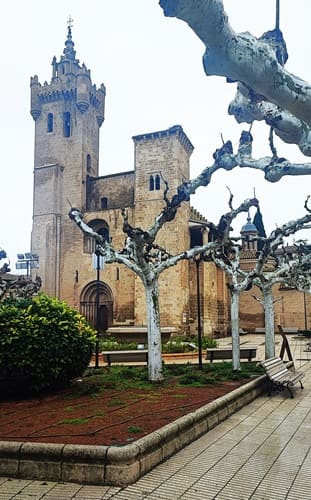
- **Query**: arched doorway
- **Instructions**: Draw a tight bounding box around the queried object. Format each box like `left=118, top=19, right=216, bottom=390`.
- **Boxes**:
left=80, top=281, right=113, bottom=333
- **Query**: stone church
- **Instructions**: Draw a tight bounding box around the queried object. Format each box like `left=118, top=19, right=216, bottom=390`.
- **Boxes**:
left=30, top=27, right=309, bottom=336
left=30, top=26, right=230, bottom=337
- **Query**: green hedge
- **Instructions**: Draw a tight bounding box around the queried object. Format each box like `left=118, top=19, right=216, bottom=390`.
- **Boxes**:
left=0, top=294, right=96, bottom=396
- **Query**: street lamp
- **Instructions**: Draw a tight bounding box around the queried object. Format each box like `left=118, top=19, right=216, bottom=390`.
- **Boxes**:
left=303, top=291, right=308, bottom=331
left=16, top=253, right=39, bottom=277
left=92, top=245, right=104, bottom=368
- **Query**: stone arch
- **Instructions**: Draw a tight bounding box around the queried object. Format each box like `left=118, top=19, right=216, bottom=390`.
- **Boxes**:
left=80, top=280, right=113, bottom=333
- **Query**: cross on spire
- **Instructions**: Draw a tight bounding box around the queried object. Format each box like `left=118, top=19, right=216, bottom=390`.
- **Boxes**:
left=67, top=15, right=74, bottom=30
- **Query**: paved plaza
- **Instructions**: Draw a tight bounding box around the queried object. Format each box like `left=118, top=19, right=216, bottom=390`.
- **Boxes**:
left=1, top=334, right=311, bottom=499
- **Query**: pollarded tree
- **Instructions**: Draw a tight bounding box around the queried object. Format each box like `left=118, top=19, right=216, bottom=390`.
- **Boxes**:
left=251, top=210, right=311, bottom=357
left=209, top=198, right=311, bottom=364
left=159, top=0, right=311, bottom=176
left=70, top=183, right=258, bottom=381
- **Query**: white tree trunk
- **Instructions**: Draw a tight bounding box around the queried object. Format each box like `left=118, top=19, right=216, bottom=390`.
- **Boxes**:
left=263, top=288, right=275, bottom=359
left=146, top=279, right=163, bottom=382
left=231, top=289, right=240, bottom=371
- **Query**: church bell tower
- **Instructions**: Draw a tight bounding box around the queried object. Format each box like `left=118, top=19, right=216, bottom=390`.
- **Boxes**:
left=30, top=21, right=106, bottom=297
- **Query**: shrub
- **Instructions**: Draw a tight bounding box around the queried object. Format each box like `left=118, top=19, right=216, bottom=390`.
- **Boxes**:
left=0, top=294, right=96, bottom=396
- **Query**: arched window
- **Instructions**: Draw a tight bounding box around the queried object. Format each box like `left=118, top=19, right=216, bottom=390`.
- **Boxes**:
left=84, top=219, right=110, bottom=253
left=155, top=174, right=161, bottom=190
left=63, top=112, right=71, bottom=137
left=47, top=113, right=53, bottom=133
left=86, top=154, right=91, bottom=172
left=149, top=175, right=154, bottom=191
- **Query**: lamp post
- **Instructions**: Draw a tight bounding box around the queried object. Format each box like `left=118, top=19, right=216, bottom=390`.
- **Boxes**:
left=303, top=291, right=308, bottom=331
left=16, top=253, right=39, bottom=277
left=92, top=245, right=105, bottom=368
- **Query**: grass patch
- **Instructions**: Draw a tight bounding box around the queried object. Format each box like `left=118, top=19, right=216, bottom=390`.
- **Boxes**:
left=74, top=362, right=263, bottom=395
left=107, top=399, right=124, bottom=407
left=58, top=417, right=89, bottom=425
left=127, top=425, right=143, bottom=434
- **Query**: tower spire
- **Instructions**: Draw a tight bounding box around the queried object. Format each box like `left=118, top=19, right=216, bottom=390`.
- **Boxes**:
left=63, top=15, right=76, bottom=60
left=275, top=0, right=280, bottom=30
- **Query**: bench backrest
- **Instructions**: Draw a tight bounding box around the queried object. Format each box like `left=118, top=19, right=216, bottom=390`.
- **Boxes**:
left=206, top=347, right=257, bottom=360
left=260, top=357, right=288, bottom=381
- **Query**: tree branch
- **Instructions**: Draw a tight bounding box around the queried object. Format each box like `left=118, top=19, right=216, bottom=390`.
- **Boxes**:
left=160, top=0, right=311, bottom=155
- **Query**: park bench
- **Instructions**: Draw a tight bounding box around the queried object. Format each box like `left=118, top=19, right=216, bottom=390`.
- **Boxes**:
left=102, top=349, right=148, bottom=366
left=255, top=326, right=299, bottom=335
left=260, top=356, right=304, bottom=398
left=205, top=347, right=257, bottom=363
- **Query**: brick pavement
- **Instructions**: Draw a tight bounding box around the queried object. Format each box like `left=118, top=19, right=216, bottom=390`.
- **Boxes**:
left=1, top=334, right=311, bottom=499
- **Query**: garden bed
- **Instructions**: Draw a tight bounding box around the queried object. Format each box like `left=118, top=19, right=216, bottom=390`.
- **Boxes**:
left=0, top=363, right=263, bottom=447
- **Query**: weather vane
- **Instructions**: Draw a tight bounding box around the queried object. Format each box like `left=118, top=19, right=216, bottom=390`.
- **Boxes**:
left=67, top=15, right=74, bottom=30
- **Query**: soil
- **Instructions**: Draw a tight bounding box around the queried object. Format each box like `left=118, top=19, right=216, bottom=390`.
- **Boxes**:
left=0, top=379, right=247, bottom=447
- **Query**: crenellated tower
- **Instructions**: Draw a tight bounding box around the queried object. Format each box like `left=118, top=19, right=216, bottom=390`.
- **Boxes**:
left=31, top=24, right=106, bottom=297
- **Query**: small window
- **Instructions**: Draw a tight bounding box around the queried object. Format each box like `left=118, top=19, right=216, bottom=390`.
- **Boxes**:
left=86, top=154, right=91, bottom=172
left=116, top=268, right=120, bottom=281
left=155, top=174, right=160, bottom=190
left=101, top=197, right=108, bottom=209
left=190, top=227, right=203, bottom=248
left=149, top=175, right=154, bottom=191
left=47, top=113, right=53, bottom=133
left=63, top=112, right=71, bottom=137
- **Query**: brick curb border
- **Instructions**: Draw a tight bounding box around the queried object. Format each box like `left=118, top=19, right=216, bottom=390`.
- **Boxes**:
left=0, top=374, right=268, bottom=486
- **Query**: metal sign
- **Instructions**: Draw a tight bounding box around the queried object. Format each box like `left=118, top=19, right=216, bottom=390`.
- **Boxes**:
left=92, top=253, right=105, bottom=270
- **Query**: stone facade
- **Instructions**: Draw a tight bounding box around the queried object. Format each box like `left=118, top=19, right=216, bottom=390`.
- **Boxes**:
left=30, top=28, right=230, bottom=338
left=30, top=27, right=309, bottom=338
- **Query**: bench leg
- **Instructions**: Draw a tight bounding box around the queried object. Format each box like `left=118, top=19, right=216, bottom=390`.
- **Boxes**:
left=287, top=384, right=294, bottom=398
left=299, top=380, right=304, bottom=389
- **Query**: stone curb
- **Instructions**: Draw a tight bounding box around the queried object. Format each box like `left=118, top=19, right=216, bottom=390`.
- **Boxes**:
left=0, top=374, right=268, bottom=486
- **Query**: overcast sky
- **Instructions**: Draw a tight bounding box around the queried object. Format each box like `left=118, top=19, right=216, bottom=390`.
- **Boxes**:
left=1, top=0, right=310, bottom=269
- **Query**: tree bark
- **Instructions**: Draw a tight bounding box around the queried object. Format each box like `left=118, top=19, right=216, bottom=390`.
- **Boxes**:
left=160, top=0, right=311, bottom=154
left=145, top=278, right=163, bottom=382
left=262, top=287, right=275, bottom=359
left=231, top=289, right=240, bottom=371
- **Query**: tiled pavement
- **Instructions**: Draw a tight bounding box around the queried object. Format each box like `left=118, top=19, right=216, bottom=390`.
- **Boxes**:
left=1, top=334, right=311, bottom=499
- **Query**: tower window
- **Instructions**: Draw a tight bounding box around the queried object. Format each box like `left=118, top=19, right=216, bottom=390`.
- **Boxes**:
left=86, top=154, right=91, bottom=172
left=47, top=113, right=53, bottom=133
left=149, top=175, right=154, bottom=191
left=155, top=174, right=161, bottom=190
left=63, top=112, right=71, bottom=137
left=101, top=197, right=108, bottom=209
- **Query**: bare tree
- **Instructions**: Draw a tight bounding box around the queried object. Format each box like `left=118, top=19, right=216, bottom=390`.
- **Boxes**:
left=70, top=185, right=258, bottom=381
left=0, top=275, right=42, bottom=302
left=208, top=198, right=311, bottom=364
left=159, top=0, right=311, bottom=169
